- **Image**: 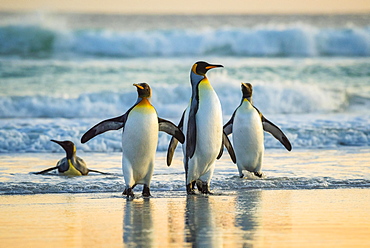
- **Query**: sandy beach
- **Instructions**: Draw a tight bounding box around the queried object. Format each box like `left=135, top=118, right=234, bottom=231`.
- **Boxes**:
left=0, top=188, right=369, bottom=247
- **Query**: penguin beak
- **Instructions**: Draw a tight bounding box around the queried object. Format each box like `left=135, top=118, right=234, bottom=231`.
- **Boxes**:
left=51, top=139, right=62, bottom=146
left=133, top=84, right=144, bottom=90
left=51, top=139, right=68, bottom=151
left=205, top=64, right=223, bottom=70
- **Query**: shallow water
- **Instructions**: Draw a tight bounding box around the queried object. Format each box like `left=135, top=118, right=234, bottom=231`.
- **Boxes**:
left=1, top=148, right=369, bottom=195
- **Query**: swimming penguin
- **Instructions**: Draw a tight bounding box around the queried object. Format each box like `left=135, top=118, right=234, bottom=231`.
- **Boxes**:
left=167, top=61, right=236, bottom=195
left=81, top=83, right=185, bottom=198
left=223, top=83, right=292, bottom=178
left=35, top=140, right=108, bottom=176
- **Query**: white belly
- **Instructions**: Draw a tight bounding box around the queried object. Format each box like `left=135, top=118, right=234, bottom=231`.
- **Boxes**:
left=195, top=88, right=223, bottom=159
left=233, top=102, right=264, bottom=173
left=183, top=85, right=223, bottom=183
left=122, top=109, right=158, bottom=184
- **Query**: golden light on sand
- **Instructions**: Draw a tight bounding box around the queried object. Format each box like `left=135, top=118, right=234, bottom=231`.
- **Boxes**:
left=1, top=189, right=369, bottom=247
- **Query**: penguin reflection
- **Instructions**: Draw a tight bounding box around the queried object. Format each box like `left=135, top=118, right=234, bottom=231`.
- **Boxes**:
left=184, top=196, right=221, bottom=247
left=123, top=199, right=154, bottom=246
left=235, top=190, right=262, bottom=241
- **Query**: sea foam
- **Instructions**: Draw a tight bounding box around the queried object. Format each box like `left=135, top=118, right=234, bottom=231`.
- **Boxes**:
left=0, top=24, right=369, bottom=57
left=0, top=78, right=354, bottom=119
left=0, top=113, right=369, bottom=153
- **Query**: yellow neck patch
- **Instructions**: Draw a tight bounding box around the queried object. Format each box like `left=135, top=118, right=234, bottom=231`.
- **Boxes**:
left=242, top=98, right=253, bottom=109
left=135, top=98, right=155, bottom=113
left=63, top=159, right=82, bottom=176
left=198, top=77, right=212, bottom=90
left=137, top=98, right=151, bottom=106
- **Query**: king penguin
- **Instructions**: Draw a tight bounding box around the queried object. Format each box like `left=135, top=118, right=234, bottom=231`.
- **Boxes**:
left=166, top=61, right=235, bottom=195
left=81, top=83, right=185, bottom=198
left=223, top=83, right=292, bottom=178
left=35, top=140, right=108, bottom=176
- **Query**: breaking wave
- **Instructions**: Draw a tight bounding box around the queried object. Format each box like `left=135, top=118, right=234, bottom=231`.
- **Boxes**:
left=0, top=24, right=369, bottom=58
left=0, top=80, right=360, bottom=119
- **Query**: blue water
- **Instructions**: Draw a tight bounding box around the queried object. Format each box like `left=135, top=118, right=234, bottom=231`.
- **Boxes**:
left=0, top=12, right=369, bottom=194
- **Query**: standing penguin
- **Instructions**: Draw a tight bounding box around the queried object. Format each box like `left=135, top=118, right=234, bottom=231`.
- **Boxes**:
left=81, top=83, right=184, bottom=198
left=167, top=61, right=235, bottom=195
left=223, top=83, right=292, bottom=178
left=35, top=140, right=107, bottom=176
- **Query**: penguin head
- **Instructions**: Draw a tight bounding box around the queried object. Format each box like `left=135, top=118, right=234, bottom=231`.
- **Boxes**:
left=51, top=140, right=76, bottom=159
left=133, top=83, right=151, bottom=98
left=191, top=61, right=223, bottom=76
left=241, top=82, right=253, bottom=102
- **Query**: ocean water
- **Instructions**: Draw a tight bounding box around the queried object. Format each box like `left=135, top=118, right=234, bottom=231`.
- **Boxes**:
left=0, top=12, right=369, bottom=194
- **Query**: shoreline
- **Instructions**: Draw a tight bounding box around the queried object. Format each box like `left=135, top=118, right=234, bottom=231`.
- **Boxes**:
left=1, top=148, right=370, bottom=195
left=1, top=148, right=369, bottom=246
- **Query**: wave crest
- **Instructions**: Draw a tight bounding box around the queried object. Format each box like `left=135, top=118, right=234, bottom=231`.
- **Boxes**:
left=0, top=79, right=354, bottom=118
left=0, top=24, right=369, bottom=57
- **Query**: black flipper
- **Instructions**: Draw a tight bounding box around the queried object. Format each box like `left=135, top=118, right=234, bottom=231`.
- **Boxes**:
left=217, top=131, right=236, bottom=163
left=254, top=106, right=292, bottom=151
left=222, top=131, right=236, bottom=163
left=167, top=111, right=185, bottom=167
left=34, top=166, right=58, bottom=174
left=186, top=85, right=199, bottom=160
left=223, top=109, right=236, bottom=136
left=158, top=117, right=185, bottom=144
left=87, top=169, right=112, bottom=175
left=81, top=112, right=129, bottom=143
left=262, top=116, right=292, bottom=151
left=217, top=142, right=223, bottom=159
left=167, top=138, right=178, bottom=167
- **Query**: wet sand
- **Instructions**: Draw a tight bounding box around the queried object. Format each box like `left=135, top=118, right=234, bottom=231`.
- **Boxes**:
left=1, top=188, right=369, bottom=247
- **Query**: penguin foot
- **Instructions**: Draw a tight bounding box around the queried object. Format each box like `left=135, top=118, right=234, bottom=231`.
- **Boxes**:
left=239, top=173, right=245, bottom=178
left=186, top=183, right=196, bottom=195
left=198, top=181, right=213, bottom=194
left=187, top=190, right=196, bottom=195
left=196, top=180, right=203, bottom=192
left=142, top=185, right=151, bottom=197
left=122, top=183, right=137, bottom=195
left=202, top=184, right=213, bottom=195
left=122, top=187, right=135, bottom=198
left=254, top=172, right=263, bottom=178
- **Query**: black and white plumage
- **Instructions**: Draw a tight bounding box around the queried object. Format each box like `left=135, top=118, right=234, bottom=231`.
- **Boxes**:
left=167, top=61, right=235, bottom=195
left=224, top=83, right=292, bottom=177
left=81, top=83, right=184, bottom=198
